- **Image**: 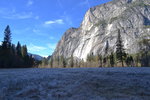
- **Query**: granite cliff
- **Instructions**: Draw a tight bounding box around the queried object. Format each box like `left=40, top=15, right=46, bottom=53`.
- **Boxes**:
left=53, top=0, right=150, bottom=61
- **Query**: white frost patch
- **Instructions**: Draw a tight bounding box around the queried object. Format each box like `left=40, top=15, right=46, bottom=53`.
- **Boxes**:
left=0, top=68, right=150, bottom=100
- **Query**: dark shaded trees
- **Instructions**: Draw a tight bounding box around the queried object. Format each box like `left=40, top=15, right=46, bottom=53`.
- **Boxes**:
left=116, top=30, right=126, bottom=67
left=62, top=56, right=67, bottom=68
left=0, top=25, right=35, bottom=68
left=70, top=55, right=74, bottom=68
left=49, top=56, right=53, bottom=68
left=21, top=45, right=28, bottom=58
left=41, top=58, right=48, bottom=66
left=139, top=39, right=150, bottom=67
left=109, top=52, right=115, bottom=67
left=103, top=40, right=109, bottom=67
left=21, top=45, right=34, bottom=67
left=4, top=25, right=11, bottom=48
left=0, top=25, right=12, bottom=68
left=105, top=40, right=109, bottom=54
left=98, top=54, right=103, bottom=67
left=16, top=42, right=22, bottom=57
left=125, top=56, right=134, bottom=67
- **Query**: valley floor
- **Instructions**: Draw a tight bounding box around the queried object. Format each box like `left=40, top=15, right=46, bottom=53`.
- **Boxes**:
left=0, top=67, right=150, bottom=100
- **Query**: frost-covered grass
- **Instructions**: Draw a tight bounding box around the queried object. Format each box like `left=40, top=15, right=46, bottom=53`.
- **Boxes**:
left=0, top=67, right=150, bottom=100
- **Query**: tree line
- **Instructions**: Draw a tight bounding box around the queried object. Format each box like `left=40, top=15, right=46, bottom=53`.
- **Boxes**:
left=40, top=30, right=150, bottom=68
left=0, top=25, right=149, bottom=68
left=0, top=25, right=35, bottom=68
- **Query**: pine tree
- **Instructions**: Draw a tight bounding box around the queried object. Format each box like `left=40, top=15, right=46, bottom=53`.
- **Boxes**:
left=98, top=54, right=103, bottom=67
left=50, top=56, right=53, bottom=68
left=88, top=53, right=95, bottom=61
left=41, top=58, right=48, bottom=66
left=116, top=30, right=126, bottom=67
left=0, top=25, right=35, bottom=68
left=125, top=56, right=130, bottom=67
left=3, top=25, right=11, bottom=48
left=135, top=54, right=140, bottom=67
left=57, top=56, right=60, bottom=67
left=125, top=56, right=134, bottom=67
left=2, top=25, right=12, bottom=51
left=28, top=55, right=34, bottom=67
left=21, top=45, right=29, bottom=67
left=102, top=41, right=109, bottom=67
left=16, top=42, right=22, bottom=57
left=62, top=56, right=67, bottom=68
left=70, top=55, right=74, bottom=68
left=75, top=59, right=79, bottom=68
left=1, top=25, right=12, bottom=68
left=11, top=44, right=16, bottom=55
left=139, top=39, right=150, bottom=67
left=105, top=40, right=109, bottom=55
left=21, top=45, right=28, bottom=58
left=110, top=52, right=115, bottom=67
left=129, top=56, right=134, bottom=67
left=103, top=57, right=107, bottom=67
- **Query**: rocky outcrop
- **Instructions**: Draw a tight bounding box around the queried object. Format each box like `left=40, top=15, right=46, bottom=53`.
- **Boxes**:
left=53, top=0, right=150, bottom=61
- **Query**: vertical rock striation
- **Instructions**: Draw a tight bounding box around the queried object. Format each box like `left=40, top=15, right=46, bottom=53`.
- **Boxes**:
left=53, top=0, right=150, bottom=61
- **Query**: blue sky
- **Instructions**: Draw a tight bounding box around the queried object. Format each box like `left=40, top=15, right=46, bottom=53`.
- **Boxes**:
left=0, top=0, right=112, bottom=57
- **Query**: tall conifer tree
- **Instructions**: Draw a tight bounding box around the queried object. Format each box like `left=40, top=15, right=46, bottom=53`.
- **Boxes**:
left=21, top=45, right=28, bottom=58
left=116, top=30, right=126, bottom=67
left=110, top=52, right=115, bottom=67
left=70, top=55, right=74, bottom=68
left=16, top=42, right=22, bottom=57
left=3, top=25, right=11, bottom=48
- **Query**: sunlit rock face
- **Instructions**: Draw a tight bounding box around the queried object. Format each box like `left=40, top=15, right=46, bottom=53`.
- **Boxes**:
left=53, top=0, right=150, bottom=61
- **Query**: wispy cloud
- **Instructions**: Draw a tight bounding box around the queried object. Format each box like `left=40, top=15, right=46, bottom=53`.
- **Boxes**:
left=4, top=12, right=33, bottom=19
left=27, top=0, right=34, bottom=7
left=28, top=43, right=47, bottom=52
left=44, top=19, right=64, bottom=25
left=0, top=7, right=37, bottom=20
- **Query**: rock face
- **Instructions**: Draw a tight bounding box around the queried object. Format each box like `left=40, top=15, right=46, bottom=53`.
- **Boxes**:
left=53, top=0, right=150, bottom=61
left=28, top=53, right=43, bottom=61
